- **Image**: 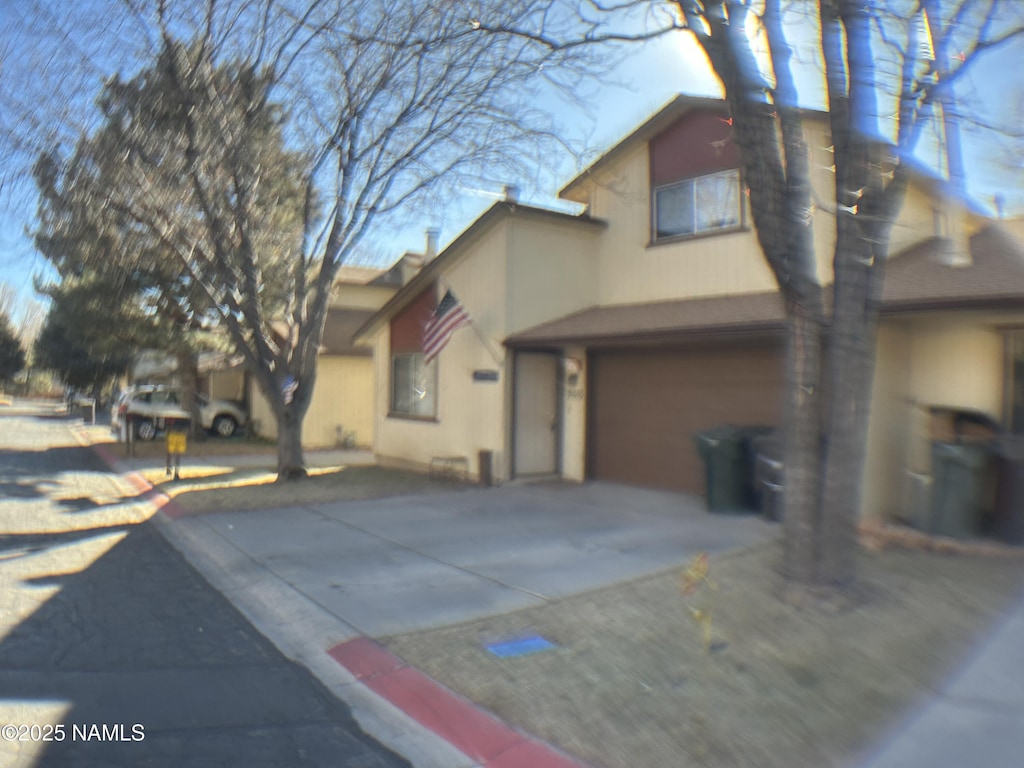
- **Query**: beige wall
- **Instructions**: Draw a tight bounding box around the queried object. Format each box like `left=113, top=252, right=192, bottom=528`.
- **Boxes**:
left=330, top=282, right=397, bottom=310
left=250, top=355, right=375, bottom=449
left=563, top=117, right=855, bottom=301
left=580, top=142, right=780, bottom=304
left=862, top=323, right=913, bottom=523
left=373, top=222, right=511, bottom=481
left=906, top=320, right=1004, bottom=417
left=566, top=114, right=968, bottom=297
left=372, top=330, right=510, bottom=481
left=862, top=317, right=1007, bottom=524
left=506, top=217, right=600, bottom=333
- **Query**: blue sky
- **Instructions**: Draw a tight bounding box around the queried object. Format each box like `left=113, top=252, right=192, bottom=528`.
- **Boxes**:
left=1, top=11, right=1022, bottom=319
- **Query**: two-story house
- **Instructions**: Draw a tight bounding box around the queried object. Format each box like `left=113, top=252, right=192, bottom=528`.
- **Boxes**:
left=356, top=94, right=1024, bottom=526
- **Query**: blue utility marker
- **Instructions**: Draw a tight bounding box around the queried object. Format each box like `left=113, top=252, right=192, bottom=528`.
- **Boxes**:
left=485, top=635, right=556, bottom=658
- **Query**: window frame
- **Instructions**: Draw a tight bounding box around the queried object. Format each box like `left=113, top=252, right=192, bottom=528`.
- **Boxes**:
left=388, top=351, right=438, bottom=421
left=651, top=168, right=743, bottom=244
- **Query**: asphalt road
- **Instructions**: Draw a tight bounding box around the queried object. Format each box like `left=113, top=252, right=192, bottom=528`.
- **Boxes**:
left=0, top=402, right=410, bottom=768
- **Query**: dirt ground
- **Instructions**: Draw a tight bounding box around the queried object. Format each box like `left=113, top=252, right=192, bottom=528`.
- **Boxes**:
left=384, top=542, right=1024, bottom=768
left=140, top=464, right=468, bottom=515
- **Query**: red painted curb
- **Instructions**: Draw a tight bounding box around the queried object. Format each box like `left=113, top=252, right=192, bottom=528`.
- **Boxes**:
left=328, top=638, right=590, bottom=768
left=88, top=441, right=188, bottom=520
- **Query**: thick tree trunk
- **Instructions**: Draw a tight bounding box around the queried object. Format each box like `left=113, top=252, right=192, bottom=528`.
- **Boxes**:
left=276, top=404, right=307, bottom=481
left=818, top=220, right=885, bottom=587
left=176, top=348, right=202, bottom=439
left=272, top=366, right=317, bottom=481
left=782, top=303, right=825, bottom=589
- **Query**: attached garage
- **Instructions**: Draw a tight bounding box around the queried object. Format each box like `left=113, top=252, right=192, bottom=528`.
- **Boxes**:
left=587, top=343, right=785, bottom=492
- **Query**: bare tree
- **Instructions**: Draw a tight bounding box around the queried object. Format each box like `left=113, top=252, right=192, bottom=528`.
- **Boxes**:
left=19, top=0, right=593, bottom=478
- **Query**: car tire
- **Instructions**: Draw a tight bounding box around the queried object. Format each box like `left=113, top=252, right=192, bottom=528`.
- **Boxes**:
left=135, top=419, right=157, bottom=441
left=212, top=415, right=237, bottom=438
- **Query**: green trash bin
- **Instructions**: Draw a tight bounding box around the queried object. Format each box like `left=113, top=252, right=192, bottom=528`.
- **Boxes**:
left=694, top=425, right=772, bottom=513
left=992, top=437, right=1024, bottom=545
left=929, top=441, right=993, bottom=539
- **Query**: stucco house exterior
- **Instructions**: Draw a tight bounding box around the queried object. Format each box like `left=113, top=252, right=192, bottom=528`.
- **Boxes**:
left=356, top=94, right=1024, bottom=526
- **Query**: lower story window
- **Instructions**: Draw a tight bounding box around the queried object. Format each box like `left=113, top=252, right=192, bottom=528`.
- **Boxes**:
left=391, top=353, right=436, bottom=418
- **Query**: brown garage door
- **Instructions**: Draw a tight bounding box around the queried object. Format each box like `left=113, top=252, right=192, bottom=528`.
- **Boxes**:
left=588, top=344, right=784, bottom=493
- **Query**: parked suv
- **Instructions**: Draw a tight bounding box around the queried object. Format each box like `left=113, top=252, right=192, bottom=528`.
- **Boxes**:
left=118, top=385, right=247, bottom=440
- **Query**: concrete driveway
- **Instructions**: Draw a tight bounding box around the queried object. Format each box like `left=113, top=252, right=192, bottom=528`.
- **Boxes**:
left=179, top=482, right=777, bottom=638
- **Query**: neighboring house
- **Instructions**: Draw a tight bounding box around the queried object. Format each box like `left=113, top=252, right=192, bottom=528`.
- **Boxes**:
left=356, top=94, right=1024, bottom=527
left=249, top=266, right=400, bottom=449
left=129, top=350, right=246, bottom=404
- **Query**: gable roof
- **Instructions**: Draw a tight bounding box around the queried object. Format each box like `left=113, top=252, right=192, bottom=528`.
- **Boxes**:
left=507, top=225, right=1024, bottom=347
left=559, top=95, right=830, bottom=203
left=559, top=95, right=729, bottom=202
left=353, top=201, right=605, bottom=341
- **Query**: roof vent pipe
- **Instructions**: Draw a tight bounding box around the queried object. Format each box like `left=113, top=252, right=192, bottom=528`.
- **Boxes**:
left=503, top=184, right=520, bottom=204
left=425, top=229, right=439, bottom=262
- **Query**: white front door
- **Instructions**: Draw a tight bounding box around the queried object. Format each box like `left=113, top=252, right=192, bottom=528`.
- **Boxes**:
left=514, top=352, right=559, bottom=476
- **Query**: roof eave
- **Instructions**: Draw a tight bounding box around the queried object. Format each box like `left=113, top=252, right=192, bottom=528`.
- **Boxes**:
left=505, top=320, right=787, bottom=349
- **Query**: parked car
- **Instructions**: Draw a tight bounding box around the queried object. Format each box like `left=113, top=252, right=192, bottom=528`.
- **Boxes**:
left=117, top=385, right=247, bottom=440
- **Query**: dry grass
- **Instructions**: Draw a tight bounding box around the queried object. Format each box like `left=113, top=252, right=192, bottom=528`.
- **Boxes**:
left=384, top=543, right=1024, bottom=768
left=140, top=463, right=468, bottom=515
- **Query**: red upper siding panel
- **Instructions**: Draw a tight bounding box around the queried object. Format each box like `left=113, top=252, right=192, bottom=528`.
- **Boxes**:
left=390, top=283, right=437, bottom=353
left=649, top=111, right=740, bottom=187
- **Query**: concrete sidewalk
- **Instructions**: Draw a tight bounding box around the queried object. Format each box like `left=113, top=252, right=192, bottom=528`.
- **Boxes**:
left=858, top=598, right=1024, bottom=768
left=75, top=420, right=1024, bottom=768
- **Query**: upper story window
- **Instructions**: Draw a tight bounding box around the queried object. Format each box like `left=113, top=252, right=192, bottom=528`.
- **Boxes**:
left=653, top=169, right=741, bottom=241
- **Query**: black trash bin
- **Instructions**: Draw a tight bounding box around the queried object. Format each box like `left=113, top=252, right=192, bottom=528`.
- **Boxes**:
left=929, top=440, right=993, bottom=539
left=993, top=437, right=1024, bottom=545
left=694, top=425, right=772, bottom=513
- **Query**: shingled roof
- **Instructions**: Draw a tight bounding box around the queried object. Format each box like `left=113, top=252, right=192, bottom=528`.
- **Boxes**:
left=881, top=226, right=1024, bottom=311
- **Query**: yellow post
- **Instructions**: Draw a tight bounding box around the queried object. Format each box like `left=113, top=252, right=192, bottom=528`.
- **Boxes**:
left=166, top=430, right=187, bottom=480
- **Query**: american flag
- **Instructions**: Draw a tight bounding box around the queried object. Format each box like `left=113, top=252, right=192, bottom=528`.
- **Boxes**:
left=423, top=290, right=471, bottom=364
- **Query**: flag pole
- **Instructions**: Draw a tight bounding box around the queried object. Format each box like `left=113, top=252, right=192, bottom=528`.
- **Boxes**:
left=438, top=278, right=504, bottom=365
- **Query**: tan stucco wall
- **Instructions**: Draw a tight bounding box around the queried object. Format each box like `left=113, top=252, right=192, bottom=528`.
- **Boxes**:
left=907, top=321, right=1004, bottom=417
left=862, top=323, right=913, bottom=523
left=373, top=223, right=511, bottom=481
left=861, top=317, right=1006, bottom=523
left=581, top=141, right=779, bottom=304
left=330, top=282, right=397, bottom=310
left=250, top=355, right=375, bottom=449
left=506, top=217, right=600, bottom=333
left=372, top=331, right=509, bottom=481
left=569, top=114, right=963, bottom=297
